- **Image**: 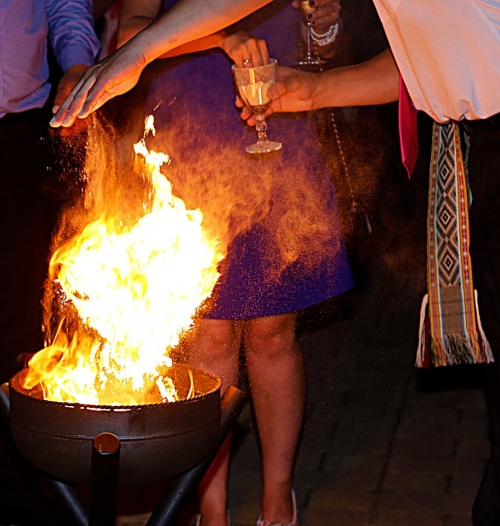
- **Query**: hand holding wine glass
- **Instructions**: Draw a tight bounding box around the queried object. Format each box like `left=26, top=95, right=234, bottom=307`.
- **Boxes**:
left=293, top=0, right=342, bottom=68
left=232, top=58, right=282, bottom=154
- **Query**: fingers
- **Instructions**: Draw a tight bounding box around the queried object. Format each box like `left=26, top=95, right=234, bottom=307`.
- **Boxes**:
left=52, top=90, right=64, bottom=115
left=229, top=32, right=270, bottom=68
left=52, top=77, right=72, bottom=114
left=50, top=67, right=98, bottom=127
left=305, top=0, right=341, bottom=27
left=268, top=67, right=317, bottom=114
left=312, top=8, right=341, bottom=29
left=267, top=79, right=289, bottom=101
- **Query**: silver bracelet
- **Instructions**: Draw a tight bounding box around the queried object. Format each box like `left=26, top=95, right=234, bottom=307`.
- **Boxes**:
left=310, top=21, right=339, bottom=47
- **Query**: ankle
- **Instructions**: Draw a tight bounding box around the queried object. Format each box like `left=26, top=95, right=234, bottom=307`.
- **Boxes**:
left=261, top=484, right=295, bottom=523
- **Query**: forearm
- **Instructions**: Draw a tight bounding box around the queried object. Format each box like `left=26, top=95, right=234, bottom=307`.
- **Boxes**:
left=126, top=0, right=271, bottom=66
left=118, top=16, right=155, bottom=47
left=118, top=0, right=230, bottom=57
left=313, top=48, right=400, bottom=108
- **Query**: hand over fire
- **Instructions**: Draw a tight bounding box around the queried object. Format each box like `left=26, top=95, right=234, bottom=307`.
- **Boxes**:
left=50, top=45, right=148, bottom=128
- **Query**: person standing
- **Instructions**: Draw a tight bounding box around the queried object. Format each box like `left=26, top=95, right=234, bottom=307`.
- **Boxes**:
left=0, top=0, right=100, bottom=382
left=112, top=1, right=351, bottom=525
left=0, top=1, right=99, bottom=522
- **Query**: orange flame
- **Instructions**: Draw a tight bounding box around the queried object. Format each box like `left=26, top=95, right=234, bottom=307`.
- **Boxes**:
left=22, top=116, right=224, bottom=405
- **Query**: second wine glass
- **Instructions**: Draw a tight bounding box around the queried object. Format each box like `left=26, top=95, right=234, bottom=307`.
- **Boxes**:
left=232, top=58, right=282, bottom=155
left=294, top=0, right=324, bottom=68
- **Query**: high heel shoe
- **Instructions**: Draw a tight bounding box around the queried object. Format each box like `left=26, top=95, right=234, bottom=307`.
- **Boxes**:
left=255, top=489, right=299, bottom=526
left=194, top=511, right=231, bottom=526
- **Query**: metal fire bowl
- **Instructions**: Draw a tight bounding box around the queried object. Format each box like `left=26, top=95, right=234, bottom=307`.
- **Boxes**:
left=9, top=364, right=221, bottom=487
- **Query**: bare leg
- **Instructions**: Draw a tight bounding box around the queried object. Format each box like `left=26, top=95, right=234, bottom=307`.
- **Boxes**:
left=244, top=313, right=305, bottom=523
left=186, top=318, right=243, bottom=526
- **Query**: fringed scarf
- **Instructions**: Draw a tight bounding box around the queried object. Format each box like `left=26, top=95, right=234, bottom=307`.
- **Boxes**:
left=416, top=121, right=493, bottom=367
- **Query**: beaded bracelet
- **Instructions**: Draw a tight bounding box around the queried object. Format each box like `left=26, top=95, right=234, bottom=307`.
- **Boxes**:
left=310, top=21, right=339, bottom=47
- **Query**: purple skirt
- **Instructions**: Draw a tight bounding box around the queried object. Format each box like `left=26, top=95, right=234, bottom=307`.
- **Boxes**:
left=146, top=0, right=353, bottom=319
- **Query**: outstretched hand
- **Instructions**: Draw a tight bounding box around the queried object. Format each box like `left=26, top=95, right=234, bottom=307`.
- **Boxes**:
left=50, top=45, right=148, bottom=128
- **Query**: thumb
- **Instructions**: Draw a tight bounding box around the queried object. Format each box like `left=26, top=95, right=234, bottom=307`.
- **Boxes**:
left=267, top=80, right=289, bottom=100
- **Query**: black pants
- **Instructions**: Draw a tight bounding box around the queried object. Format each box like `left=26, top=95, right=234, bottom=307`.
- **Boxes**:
left=0, top=106, right=58, bottom=384
left=464, top=116, right=500, bottom=526
left=0, top=107, right=74, bottom=524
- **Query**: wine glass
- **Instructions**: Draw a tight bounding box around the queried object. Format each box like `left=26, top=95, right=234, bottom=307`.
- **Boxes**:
left=294, top=0, right=324, bottom=68
left=232, top=58, right=282, bottom=155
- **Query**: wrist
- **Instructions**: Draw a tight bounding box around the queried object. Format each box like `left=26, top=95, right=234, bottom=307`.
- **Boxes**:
left=312, top=70, right=337, bottom=110
left=64, top=64, right=88, bottom=76
left=216, top=30, right=230, bottom=49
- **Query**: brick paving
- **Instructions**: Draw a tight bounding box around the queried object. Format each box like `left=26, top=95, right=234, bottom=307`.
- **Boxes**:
left=225, top=257, right=491, bottom=526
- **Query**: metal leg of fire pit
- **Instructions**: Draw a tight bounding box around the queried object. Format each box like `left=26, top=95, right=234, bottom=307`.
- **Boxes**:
left=43, top=477, right=90, bottom=526
left=0, top=383, right=91, bottom=526
left=146, top=385, right=247, bottom=526
left=89, top=432, right=121, bottom=526
left=0, top=382, right=89, bottom=526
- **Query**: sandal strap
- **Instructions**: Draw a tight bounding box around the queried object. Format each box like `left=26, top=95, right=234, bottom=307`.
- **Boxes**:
left=255, top=490, right=299, bottom=526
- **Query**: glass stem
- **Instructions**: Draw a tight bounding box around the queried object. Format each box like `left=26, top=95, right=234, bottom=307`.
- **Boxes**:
left=306, top=22, right=313, bottom=61
left=255, top=115, right=268, bottom=143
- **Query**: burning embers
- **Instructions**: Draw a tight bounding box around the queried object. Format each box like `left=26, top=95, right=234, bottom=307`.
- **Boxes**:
left=21, top=116, right=224, bottom=406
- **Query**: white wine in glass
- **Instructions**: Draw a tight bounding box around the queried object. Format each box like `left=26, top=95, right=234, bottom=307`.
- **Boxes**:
left=232, top=59, right=282, bottom=155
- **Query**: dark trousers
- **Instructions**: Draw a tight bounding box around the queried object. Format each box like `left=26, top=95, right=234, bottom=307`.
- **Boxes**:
left=0, top=107, right=65, bottom=524
left=0, top=106, right=58, bottom=384
left=465, top=117, right=500, bottom=526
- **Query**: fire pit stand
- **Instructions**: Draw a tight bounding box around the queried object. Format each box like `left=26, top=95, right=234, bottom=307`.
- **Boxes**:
left=0, top=381, right=246, bottom=526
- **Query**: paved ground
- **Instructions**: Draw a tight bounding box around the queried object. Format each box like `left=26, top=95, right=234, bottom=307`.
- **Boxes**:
left=224, top=255, right=491, bottom=526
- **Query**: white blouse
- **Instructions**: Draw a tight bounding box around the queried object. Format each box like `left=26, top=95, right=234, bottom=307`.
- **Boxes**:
left=373, top=0, right=500, bottom=122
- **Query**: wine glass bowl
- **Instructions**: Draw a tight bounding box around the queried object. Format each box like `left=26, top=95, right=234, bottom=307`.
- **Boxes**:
left=232, top=58, right=282, bottom=155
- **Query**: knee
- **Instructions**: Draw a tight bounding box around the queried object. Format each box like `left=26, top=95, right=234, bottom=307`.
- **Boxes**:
left=244, top=315, right=298, bottom=358
left=188, top=319, right=242, bottom=360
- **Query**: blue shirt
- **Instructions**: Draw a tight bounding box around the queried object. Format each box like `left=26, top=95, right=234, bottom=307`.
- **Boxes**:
left=0, top=0, right=100, bottom=117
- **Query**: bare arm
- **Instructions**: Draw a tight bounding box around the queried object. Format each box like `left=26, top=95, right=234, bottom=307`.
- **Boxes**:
left=117, top=0, right=162, bottom=47
left=312, top=47, right=400, bottom=108
left=267, top=48, right=400, bottom=114
left=51, top=0, right=271, bottom=127
left=118, top=0, right=228, bottom=57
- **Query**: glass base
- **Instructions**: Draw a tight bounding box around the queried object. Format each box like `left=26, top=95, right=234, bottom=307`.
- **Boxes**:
left=245, top=140, right=282, bottom=155
left=293, top=58, right=324, bottom=67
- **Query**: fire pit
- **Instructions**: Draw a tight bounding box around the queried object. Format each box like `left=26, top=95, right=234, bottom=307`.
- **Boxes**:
left=9, top=363, right=221, bottom=487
